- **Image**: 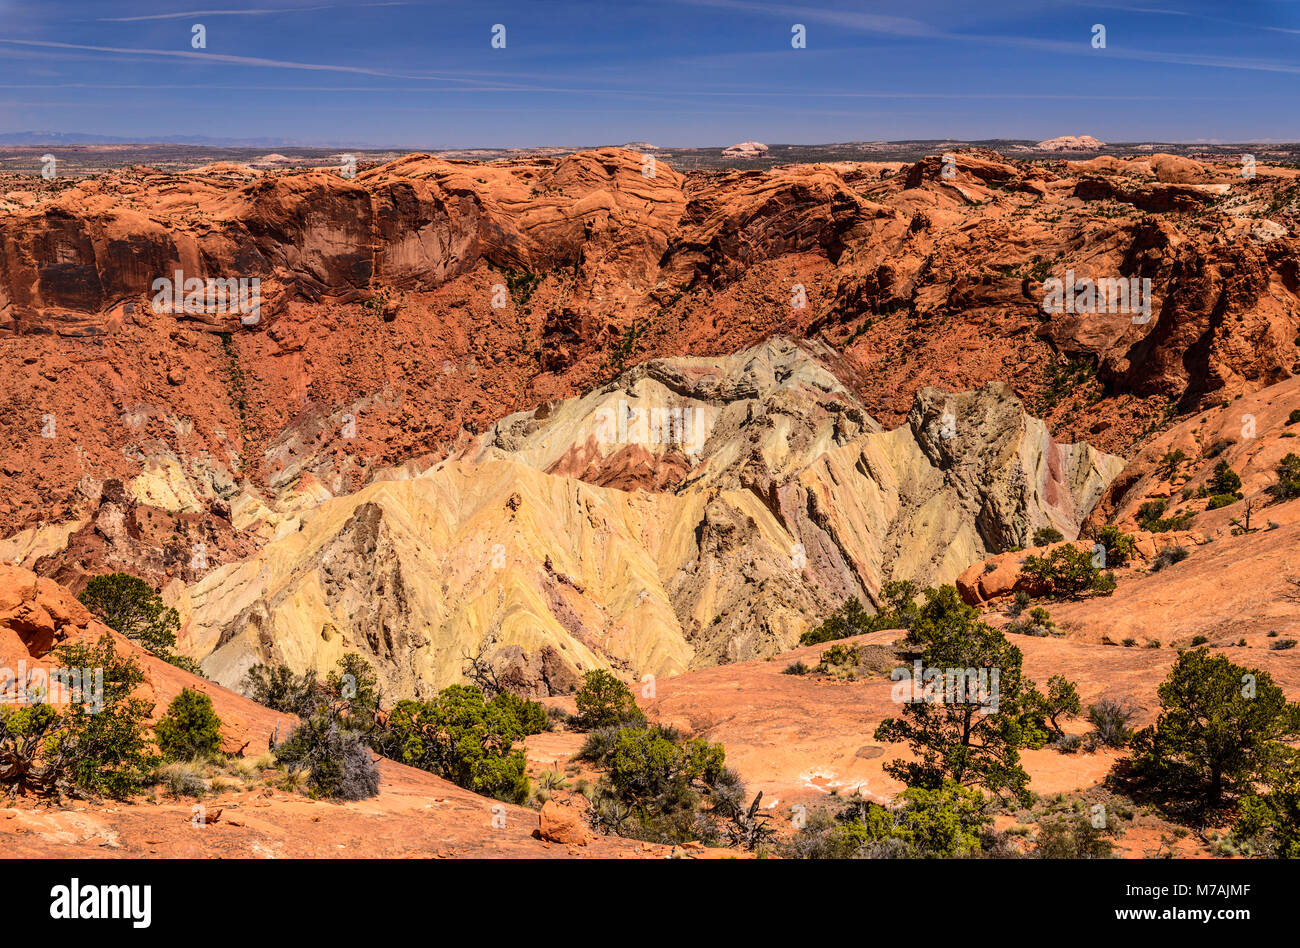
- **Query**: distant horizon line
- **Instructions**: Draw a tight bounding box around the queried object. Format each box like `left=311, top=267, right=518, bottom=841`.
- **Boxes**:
left=3, top=133, right=1299, bottom=151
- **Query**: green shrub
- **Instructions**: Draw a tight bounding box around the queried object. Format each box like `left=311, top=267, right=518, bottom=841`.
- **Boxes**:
left=154, top=688, right=223, bottom=761
left=240, top=662, right=320, bottom=715
left=819, top=644, right=862, bottom=668
left=1206, top=493, right=1238, bottom=510
left=78, top=573, right=198, bottom=672
left=490, top=690, right=549, bottom=736
left=1006, top=606, right=1055, bottom=637
left=1288, top=409, right=1300, bottom=426
left=1086, top=698, right=1135, bottom=748
left=1208, top=460, right=1242, bottom=497
left=581, top=724, right=745, bottom=846
left=1032, top=526, right=1064, bottom=546
left=1136, top=499, right=1195, bottom=532
left=1020, top=545, right=1115, bottom=599
left=377, top=685, right=528, bottom=803
left=1137, top=499, right=1167, bottom=530
left=782, top=661, right=810, bottom=676
left=1034, top=814, right=1115, bottom=858
left=1271, top=453, right=1300, bottom=502
left=0, top=634, right=153, bottom=801
left=1233, top=760, right=1300, bottom=857
left=1150, top=546, right=1190, bottom=572
left=800, top=582, right=920, bottom=646
left=789, top=782, right=992, bottom=859
left=574, top=670, right=644, bottom=730
left=151, top=760, right=208, bottom=799
left=1156, top=449, right=1187, bottom=478
left=1094, top=526, right=1136, bottom=567
left=274, top=714, right=380, bottom=801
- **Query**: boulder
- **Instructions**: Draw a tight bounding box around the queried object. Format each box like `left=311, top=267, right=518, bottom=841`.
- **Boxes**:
left=537, top=800, right=588, bottom=846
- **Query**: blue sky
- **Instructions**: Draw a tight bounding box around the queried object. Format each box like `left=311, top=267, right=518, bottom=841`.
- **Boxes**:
left=1, top=1, right=1298, bottom=146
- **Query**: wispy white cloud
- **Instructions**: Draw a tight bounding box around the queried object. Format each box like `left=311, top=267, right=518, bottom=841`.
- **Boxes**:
left=0, top=37, right=536, bottom=86
left=97, top=2, right=412, bottom=21
left=665, top=0, right=939, bottom=37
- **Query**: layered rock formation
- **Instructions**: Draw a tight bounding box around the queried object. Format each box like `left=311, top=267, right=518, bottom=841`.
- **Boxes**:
left=174, top=339, right=1121, bottom=697
left=2, top=144, right=1297, bottom=697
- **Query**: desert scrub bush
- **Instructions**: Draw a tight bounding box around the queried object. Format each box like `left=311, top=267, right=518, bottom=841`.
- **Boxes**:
left=1031, top=526, right=1064, bottom=546
left=784, top=782, right=993, bottom=859
left=277, top=767, right=310, bottom=794
left=361, top=286, right=403, bottom=320
left=573, top=670, right=644, bottom=730
left=78, top=572, right=200, bottom=673
left=495, top=265, right=545, bottom=306
left=1093, top=525, right=1136, bottom=567
left=222, top=756, right=262, bottom=782
left=1054, top=734, right=1085, bottom=754
left=1086, top=698, right=1136, bottom=748
left=819, top=644, right=862, bottom=668
left=1007, top=590, right=1032, bottom=618
left=1270, top=639, right=1297, bottom=651
left=1232, top=759, right=1300, bottom=858
left=208, top=774, right=240, bottom=794
left=375, top=685, right=528, bottom=803
left=1206, top=460, right=1242, bottom=497
left=154, top=688, right=223, bottom=761
left=150, top=760, right=208, bottom=799
left=240, top=662, right=320, bottom=715
left=1288, top=409, right=1300, bottom=426
left=581, top=724, right=759, bottom=847
left=536, top=769, right=568, bottom=793
left=1019, top=545, right=1115, bottom=599
left=273, top=714, right=380, bottom=801
left=242, top=654, right=384, bottom=739
left=782, top=661, right=810, bottom=676
left=489, top=690, right=548, bottom=736
left=1156, top=449, right=1187, bottom=478
left=1005, top=606, right=1056, bottom=637
left=1270, top=453, right=1300, bottom=502
left=251, top=751, right=278, bottom=771
left=1033, top=814, right=1115, bottom=858
left=1136, top=499, right=1195, bottom=532
left=0, top=634, right=153, bottom=802
left=1190, top=635, right=1209, bottom=646
left=1150, top=545, right=1189, bottom=572
left=800, top=581, right=919, bottom=646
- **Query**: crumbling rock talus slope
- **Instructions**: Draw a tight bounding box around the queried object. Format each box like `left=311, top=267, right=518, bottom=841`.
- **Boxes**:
left=177, top=338, right=1121, bottom=697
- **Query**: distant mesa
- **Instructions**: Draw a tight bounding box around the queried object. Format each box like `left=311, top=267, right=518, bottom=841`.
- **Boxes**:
left=722, top=141, right=770, bottom=158
left=622, top=141, right=656, bottom=151
left=1035, top=135, right=1106, bottom=152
